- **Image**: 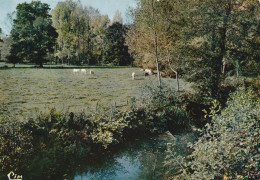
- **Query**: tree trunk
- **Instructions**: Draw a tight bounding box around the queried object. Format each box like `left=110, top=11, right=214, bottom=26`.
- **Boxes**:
left=39, top=62, right=43, bottom=68
left=219, top=1, right=231, bottom=75
left=151, top=0, right=162, bottom=87
left=222, top=60, right=226, bottom=74
left=167, top=57, right=180, bottom=91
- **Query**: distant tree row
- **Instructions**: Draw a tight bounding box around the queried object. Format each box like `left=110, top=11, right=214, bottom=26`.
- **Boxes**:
left=126, top=0, right=260, bottom=97
left=0, top=0, right=132, bottom=67
left=51, top=0, right=131, bottom=66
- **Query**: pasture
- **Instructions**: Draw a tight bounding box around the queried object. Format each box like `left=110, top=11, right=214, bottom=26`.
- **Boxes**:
left=0, top=68, right=190, bottom=117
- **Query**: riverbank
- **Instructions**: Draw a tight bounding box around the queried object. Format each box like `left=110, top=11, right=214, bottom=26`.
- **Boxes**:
left=1, top=79, right=258, bottom=179
left=0, top=88, right=191, bottom=179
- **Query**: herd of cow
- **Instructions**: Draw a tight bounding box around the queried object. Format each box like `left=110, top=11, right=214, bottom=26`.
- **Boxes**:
left=132, top=69, right=153, bottom=80
left=72, top=68, right=154, bottom=80
left=73, top=69, right=94, bottom=75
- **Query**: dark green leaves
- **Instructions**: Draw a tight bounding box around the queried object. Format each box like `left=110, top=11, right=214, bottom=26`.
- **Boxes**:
left=8, top=1, right=57, bottom=67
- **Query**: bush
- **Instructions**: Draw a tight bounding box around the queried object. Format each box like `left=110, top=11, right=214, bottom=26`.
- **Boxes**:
left=0, top=86, right=191, bottom=177
left=172, top=88, right=259, bottom=179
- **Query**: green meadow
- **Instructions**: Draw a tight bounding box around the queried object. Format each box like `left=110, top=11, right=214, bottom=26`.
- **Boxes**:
left=0, top=68, right=189, bottom=117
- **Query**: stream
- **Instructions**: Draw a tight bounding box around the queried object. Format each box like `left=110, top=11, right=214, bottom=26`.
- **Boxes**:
left=72, top=131, right=196, bottom=180
left=0, top=131, right=196, bottom=180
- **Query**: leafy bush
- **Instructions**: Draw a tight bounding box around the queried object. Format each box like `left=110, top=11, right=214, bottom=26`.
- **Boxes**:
left=170, top=88, right=259, bottom=179
left=0, top=86, right=191, bottom=177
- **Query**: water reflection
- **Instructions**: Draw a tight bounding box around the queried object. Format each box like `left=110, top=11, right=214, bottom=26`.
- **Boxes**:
left=72, top=131, right=196, bottom=180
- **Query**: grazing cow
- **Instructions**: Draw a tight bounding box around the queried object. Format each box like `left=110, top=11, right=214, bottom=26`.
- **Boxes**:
left=81, top=69, right=86, bottom=73
left=90, top=70, right=94, bottom=75
left=132, top=72, right=135, bottom=80
left=145, top=69, right=152, bottom=75
left=73, top=69, right=80, bottom=73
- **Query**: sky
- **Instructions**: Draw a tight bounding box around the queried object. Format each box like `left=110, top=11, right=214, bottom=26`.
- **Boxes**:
left=0, top=0, right=137, bottom=35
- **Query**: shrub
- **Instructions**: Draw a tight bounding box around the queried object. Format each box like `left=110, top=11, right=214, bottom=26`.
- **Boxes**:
left=172, top=88, right=259, bottom=179
left=0, top=86, right=192, bottom=177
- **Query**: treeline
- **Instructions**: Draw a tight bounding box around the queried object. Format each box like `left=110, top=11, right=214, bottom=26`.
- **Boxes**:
left=0, top=0, right=132, bottom=67
left=51, top=1, right=132, bottom=66
left=126, top=0, right=260, bottom=98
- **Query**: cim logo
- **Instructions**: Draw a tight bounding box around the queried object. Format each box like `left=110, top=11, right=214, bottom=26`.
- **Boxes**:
left=7, top=172, right=22, bottom=180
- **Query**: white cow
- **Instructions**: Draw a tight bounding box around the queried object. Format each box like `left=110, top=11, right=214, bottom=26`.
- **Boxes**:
left=132, top=72, right=135, bottom=80
left=90, top=70, right=94, bottom=75
left=81, top=69, right=86, bottom=73
left=73, top=69, right=80, bottom=73
left=145, top=69, right=152, bottom=75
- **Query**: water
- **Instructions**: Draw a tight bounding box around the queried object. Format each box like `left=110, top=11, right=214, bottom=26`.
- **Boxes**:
left=0, top=131, right=195, bottom=180
left=71, top=131, right=196, bottom=180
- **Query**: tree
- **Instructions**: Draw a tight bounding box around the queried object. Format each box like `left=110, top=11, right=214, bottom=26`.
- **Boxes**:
left=0, top=28, right=2, bottom=43
left=3, top=12, right=16, bottom=34
left=9, top=1, right=57, bottom=67
left=91, top=14, right=111, bottom=65
left=180, top=0, right=260, bottom=97
left=103, top=22, right=132, bottom=66
left=0, top=37, right=13, bottom=61
left=52, top=0, right=105, bottom=65
left=112, top=10, right=123, bottom=24
left=126, top=0, right=175, bottom=87
left=126, top=0, right=260, bottom=93
left=0, top=27, right=3, bottom=60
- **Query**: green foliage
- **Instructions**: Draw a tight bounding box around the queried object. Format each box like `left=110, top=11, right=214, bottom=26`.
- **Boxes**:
left=138, top=87, right=190, bottom=129
left=112, top=10, right=123, bottom=24
left=0, top=86, right=191, bottom=176
left=51, top=1, right=132, bottom=66
left=126, top=0, right=260, bottom=97
left=0, top=107, right=33, bottom=172
left=51, top=0, right=93, bottom=65
left=170, top=88, right=260, bottom=179
left=103, top=22, right=132, bottom=66
left=0, top=37, right=12, bottom=62
left=8, top=1, right=58, bottom=67
left=182, top=0, right=260, bottom=97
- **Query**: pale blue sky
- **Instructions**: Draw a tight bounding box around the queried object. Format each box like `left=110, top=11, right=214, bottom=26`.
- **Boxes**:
left=0, top=0, right=137, bottom=35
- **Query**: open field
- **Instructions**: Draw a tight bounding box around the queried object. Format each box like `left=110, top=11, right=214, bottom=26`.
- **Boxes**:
left=0, top=68, right=191, bottom=117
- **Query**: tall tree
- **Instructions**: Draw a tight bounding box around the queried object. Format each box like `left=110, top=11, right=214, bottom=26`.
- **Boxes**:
left=0, top=37, right=13, bottom=62
left=103, top=22, right=132, bottom=66
left=112, top=10, right=123, bottom=24
left=0, top=27, right=2, bottom=42
left=4, top=12, right=16, bottom=34
left=0, top=27, right=3, bottom=60
left=9, top=1, right=57, bottom=67
left=181, top=0, right=260, bottom=97
left=126, top=0, right=260, bottom=93
left=91, top=14, right=111, bottom=65
left=126, top=0, right=171, bottom=87
left=52, top=0, right=101, bottom=65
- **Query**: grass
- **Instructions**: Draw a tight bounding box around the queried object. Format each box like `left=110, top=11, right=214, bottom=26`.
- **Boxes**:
left=0, top=68, right=191, bottom=118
